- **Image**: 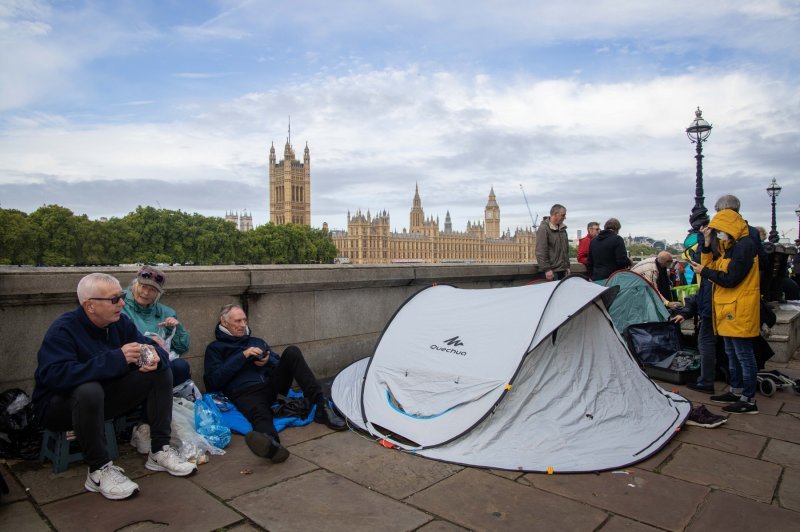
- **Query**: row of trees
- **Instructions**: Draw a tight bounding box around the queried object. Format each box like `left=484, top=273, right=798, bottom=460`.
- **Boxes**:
left=0, top=205, right=337, bottom=266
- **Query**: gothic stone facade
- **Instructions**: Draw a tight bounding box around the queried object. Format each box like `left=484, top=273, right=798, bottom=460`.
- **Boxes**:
left=269, top=140, right=310, bottom=225
left=331, top=186, right=536, bottom=264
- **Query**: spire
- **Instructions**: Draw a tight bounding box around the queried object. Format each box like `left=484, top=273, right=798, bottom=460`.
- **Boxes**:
left=288, top=115, right=291, bottom=147
left=486, top=185, right=499, bottom=208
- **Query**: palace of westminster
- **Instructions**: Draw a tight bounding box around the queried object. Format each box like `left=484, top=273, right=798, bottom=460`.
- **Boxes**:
left=227, top=135, right=538, bottom=264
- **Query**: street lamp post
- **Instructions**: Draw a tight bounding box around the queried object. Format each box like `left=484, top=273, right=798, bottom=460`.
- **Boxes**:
left=795, top=204, right=800, bottom=242
left=767, top=178, right=782, bottom=244
left=686, top=107, right=712, bottom=231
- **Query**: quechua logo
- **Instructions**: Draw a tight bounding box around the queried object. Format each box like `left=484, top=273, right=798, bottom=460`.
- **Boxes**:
left=431, top=336, right=467, bottom=356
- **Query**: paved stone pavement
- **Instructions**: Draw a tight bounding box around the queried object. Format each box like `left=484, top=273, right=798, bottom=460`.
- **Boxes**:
left=3, top=358, right=800, bottom=531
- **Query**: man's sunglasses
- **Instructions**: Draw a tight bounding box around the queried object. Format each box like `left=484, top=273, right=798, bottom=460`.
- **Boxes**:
left=139, top=270, right=165, bottom=284
left=89, top=293, right=126, bottom=304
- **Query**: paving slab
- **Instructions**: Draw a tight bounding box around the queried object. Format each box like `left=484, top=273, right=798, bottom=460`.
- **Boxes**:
left=279, top=420, right=337, bottom=446
left=291, top=430, right=462, bottom=499
left=416, top=520, right=470, bottom=532
left=407, top=468, right=607, bottom=532
left=189, top=434, right=318, bottom=500
left=0, top=500, right=52, bottom=531
left=1, top=463, right=29, bottom=504
left=41, top=473, right=242, bottom=532
left=724, top=412, right=800, bottom=444
left=750, top=397, right=784, bottom=416
left=660, top=443, right=781, bottom=503
left=230, top=468, right=431, bottom=532
left=782, top=400, right=800, bottom=414
left=778, top=466, right=800, bottom=512
left=676, top=425, right=767, bottom=458
left=488, top=468, right=525, bottom=481
left=635, top=439, right=681, bottom=472
left=223, top=522, right=262, bottom=532
left=525, top=467, right=708, bottom=531
left=598, top=514, right=662, bottom=532
left=762, top=438, right=800, bottom=467
left=778, top=390, right=800, bottom=413
left=686, top=489, right=799, bottom=531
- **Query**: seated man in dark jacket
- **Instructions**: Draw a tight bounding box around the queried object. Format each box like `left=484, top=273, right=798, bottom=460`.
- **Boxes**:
left=32, top=273, right=196, bottom=501
left=204, top=304, right=345, bottom=462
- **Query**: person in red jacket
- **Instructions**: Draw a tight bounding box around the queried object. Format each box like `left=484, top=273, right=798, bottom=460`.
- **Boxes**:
left=577, top=221, right=600, bottom=270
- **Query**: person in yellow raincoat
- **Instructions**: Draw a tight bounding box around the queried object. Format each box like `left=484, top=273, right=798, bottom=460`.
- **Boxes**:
left=690, top=208, right=760, bottom=415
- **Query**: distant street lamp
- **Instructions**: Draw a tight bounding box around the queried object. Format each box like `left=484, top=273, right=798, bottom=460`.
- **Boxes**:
left=686, top=107, right=713, bottom=231
left=767, top=178, right=782, bottom=244
left=795, top=204, right=800, bottom=242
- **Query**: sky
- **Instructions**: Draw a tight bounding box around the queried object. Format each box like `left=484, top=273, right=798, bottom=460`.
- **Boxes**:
left=1, top=0, right=799, bottom=244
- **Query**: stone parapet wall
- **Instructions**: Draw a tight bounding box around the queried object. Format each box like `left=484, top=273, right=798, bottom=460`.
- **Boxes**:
left=1, top=263, right=564, bottom=394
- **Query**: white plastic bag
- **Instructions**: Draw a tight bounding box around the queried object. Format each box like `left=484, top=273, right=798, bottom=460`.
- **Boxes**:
left=145, top=327, right=179, bottom=360
left=173, top=380, right=203, bottom=401
left=171, top=397, right=225, bottom=463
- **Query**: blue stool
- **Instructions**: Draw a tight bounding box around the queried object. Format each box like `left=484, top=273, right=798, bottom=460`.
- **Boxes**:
left=39, top=420, right=119, bottom=474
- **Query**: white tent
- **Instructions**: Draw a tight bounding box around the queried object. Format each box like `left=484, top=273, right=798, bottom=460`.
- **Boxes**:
left=332, top=276, right=690, bottom=473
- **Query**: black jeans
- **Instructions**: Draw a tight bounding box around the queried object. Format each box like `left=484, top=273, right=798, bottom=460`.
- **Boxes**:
left=43, top=367, right=173, bottom=470
left=230, top=345, right=322, bottom=440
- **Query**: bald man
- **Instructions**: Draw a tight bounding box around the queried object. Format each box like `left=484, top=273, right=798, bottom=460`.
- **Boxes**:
left=631, top=251, right=681, bottom=306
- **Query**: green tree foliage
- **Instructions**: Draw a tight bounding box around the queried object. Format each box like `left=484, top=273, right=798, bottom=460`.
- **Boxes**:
left=0, top=205, right=336, bottom=266
left=627, top=243, right=659, bottom=258
left=242, top=223, right=337, bottom=264
left=0, top=209, right=38, bottom=265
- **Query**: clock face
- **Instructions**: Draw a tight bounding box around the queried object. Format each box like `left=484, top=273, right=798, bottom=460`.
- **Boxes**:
left=487, top=211, right=493, bottom=219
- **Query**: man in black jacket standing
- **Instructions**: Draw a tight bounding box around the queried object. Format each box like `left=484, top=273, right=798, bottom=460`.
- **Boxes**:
left=204, top=304, right=345, bottom=462
left=587, top=218, right=632, bottom=281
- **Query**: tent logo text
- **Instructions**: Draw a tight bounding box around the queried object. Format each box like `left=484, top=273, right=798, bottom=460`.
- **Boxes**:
left=431, top=336, right=467, bottom=356
left=443, top=336, right=464, bottom=347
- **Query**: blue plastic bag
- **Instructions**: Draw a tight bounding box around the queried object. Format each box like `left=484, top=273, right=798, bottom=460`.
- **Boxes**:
left=195, top=396, right=231, bottom=448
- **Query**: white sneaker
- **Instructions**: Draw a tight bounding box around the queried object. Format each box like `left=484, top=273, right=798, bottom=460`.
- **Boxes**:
left=146, top=445, right=198, bottom=476
left=84, top=462, right=139, bottom=500
left=130, top=423, right=151, bottom=455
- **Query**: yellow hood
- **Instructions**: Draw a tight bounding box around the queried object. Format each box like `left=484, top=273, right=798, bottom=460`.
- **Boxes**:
left=709, top=209, right=749, bottom=241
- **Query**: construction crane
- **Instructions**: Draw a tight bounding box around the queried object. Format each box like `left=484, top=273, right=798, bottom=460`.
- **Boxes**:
left=519, top=184, right=538, bottom=230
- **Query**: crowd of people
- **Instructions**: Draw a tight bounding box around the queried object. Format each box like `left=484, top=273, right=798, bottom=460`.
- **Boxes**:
left=535, top=195, right=781, bottom=419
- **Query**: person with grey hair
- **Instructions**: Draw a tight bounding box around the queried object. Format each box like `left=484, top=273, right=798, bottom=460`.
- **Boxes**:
left=535, top=204, right=570, bottom=281
left=714, top=195, right=741, bottom=213
left=587, top=218, right=632, bottom=281
left=121, top=266, right=191, bottom=386
left=713, top=194, right=767, bottom=273
left=32, top=273, right=196, bottom=500
left=204, top=304, right=346, bottom=462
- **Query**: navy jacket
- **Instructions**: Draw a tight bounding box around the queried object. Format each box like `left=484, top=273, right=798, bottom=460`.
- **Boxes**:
left=32, top=307, right=168, bottom=422
left=204, top=326, right=277, bottom=398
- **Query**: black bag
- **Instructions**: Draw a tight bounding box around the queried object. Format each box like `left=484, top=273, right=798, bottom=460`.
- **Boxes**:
left=0, top=389, right=42, bottom=460
left=272, top=395, right=311, bottom=419
left=623, top=322, right=700, bottom=384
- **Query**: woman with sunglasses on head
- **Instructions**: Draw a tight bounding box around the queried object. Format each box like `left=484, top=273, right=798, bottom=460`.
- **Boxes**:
left=121, top=266, right=191, bottom=387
